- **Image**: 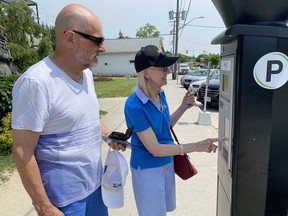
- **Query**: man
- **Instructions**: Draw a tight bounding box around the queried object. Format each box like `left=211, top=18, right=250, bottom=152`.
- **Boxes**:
left=12, top=4, right=124, bottom=216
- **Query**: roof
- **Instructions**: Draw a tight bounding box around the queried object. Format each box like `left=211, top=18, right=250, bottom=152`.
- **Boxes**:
left=103, top=37, right=161, bottom=54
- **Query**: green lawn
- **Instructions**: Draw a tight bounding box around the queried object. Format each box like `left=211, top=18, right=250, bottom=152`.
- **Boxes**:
left=94, top=78, right=137, bottom=98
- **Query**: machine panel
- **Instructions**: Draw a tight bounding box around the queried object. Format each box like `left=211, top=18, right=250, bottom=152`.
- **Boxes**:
left=217, top=56, right=235, bottom=216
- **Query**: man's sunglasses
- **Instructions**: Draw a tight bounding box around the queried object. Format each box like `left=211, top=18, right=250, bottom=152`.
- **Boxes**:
left=64, top=30, right=104, bottom=46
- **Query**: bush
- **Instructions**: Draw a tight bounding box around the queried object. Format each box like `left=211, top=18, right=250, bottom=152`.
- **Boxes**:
left=93, top=76, right=113, bottom=81
left=93, top=73, right=137, bottom=78
left=0, top=75, right=19, bottom=120
left=0, top=112, right=12, bottom=155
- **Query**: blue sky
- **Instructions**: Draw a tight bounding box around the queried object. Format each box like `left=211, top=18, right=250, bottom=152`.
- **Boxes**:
left=33, top=0, right=225, bottom=57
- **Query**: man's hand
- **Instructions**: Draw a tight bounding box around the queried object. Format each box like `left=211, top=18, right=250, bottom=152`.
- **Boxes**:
left=110, top=140, right=126, bottom=151
left=34, top=202, right=64, bottom=216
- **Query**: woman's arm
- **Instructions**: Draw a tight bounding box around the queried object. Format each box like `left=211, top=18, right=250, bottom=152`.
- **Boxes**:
left=137, top=127, right=221, bottom=157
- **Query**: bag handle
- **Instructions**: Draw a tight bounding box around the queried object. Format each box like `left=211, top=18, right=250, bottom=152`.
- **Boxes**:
left=170, top=127, right=180, bottom=145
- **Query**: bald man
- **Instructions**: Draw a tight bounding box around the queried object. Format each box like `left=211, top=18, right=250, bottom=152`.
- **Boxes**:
left=12, top=4, right=121, bottom=216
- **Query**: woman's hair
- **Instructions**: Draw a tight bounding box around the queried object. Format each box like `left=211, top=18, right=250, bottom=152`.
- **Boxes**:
left=137, top=70, right=160, bottom=98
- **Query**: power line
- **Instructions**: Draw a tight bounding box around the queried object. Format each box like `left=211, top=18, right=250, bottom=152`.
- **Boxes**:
left=186, top=24, right=225, bottom=29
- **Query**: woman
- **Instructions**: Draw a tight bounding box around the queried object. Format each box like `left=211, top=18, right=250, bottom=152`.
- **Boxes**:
left=124, top=45, right=222, bottom=216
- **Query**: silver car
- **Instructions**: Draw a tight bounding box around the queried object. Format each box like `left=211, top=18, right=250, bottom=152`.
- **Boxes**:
left=189, top=71, right=220, bottom=94
left=181, top=69, right=219, bottom=90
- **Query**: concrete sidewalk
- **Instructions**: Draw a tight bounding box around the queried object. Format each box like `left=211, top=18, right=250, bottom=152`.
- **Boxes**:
left=0, top=75, right=219, bottom=216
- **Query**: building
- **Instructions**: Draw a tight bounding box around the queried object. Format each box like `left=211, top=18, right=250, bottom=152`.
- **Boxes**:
left=91, top=37, right=161, bottom=76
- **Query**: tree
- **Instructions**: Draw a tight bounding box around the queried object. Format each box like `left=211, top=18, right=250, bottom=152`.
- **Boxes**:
left=0, top=0, right=53, bottom=72
left=118, top=29, right=129, bottom=39
left=178, top=54, right=190, bottom=63
left=0, top=0, right=42, bottom=49
left=196, top=53, right=220, bottom=68
left=136, top=23, right=160, bottom=38
left=136, top=23, right=164, bottom=50
left=209, top=53, right=220, bottom=68
left=37, top=26, right=55, bottom=59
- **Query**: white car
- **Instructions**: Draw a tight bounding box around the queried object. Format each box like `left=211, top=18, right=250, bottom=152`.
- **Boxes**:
left=189, top=79, right=206, bottom=94
left=179, top=63, right=190, bottom=75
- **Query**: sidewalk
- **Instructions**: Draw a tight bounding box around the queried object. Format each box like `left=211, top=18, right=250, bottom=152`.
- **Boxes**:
left=0, top=75, right=219, bottom=216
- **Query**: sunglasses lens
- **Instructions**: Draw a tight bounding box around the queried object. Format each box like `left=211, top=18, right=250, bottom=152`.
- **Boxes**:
left=96, top=37, right=104, bottom=46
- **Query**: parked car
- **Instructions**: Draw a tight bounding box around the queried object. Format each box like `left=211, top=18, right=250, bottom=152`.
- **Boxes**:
left=189, top=72, right=220, bottom=94
left=180, top=69, right=219, bottom=90
left=197, top=77, right=220, bottom=107
left=179, top=63, right=190, bottom=75
left=189, top=80, right=205, bottom=95
left=180, top=69, right=207, bottom=89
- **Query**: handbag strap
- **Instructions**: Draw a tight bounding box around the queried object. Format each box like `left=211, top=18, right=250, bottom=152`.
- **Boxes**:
left=170, top=127, right=180, bottom=145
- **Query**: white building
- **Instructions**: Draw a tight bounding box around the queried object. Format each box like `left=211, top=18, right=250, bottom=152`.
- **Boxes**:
left=91, top=37, right=161, bottom=76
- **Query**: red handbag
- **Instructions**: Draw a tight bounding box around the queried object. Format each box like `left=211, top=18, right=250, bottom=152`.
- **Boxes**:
left=171, top=127, right=198, bottom=180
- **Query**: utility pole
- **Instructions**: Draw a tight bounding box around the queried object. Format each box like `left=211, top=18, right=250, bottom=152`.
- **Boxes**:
left=169, top=2, right=203, bottom=80
left=173, top=0, right=180, bottom=80
left=172, top=20, right=175, bottom=55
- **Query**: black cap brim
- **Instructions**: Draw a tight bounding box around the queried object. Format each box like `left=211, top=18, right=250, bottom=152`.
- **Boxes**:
left=154, top=56, right=179, bottom=68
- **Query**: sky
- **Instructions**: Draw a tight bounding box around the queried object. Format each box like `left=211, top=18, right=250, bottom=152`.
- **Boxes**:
left=32, top=0, right=226, bottom=57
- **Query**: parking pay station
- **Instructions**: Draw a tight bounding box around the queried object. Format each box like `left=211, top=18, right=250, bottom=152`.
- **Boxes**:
left=211, top=0, right=288, bottom=215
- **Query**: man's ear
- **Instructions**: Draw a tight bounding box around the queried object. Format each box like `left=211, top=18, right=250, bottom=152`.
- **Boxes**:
left=64, top=31, right=76, bottom=46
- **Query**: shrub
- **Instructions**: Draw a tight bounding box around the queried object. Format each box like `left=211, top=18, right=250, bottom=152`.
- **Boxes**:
left=93, top=73, right=137, bottom=78
left=0, top=75, right=19, bottom=120
left=93, top=76, right=113, bottom=81
left=0, top=112, right=12, bottom=155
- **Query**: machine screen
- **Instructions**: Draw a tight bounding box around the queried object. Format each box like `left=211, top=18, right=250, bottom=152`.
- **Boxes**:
left=222, top=74, right=229, bottom=94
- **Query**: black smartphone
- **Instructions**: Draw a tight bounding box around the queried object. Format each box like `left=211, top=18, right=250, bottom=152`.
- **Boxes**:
left=108, top=126, right=134, bottom=141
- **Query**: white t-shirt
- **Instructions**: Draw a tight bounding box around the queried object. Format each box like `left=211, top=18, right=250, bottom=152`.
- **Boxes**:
left=12, top=57, right=102, bottom=207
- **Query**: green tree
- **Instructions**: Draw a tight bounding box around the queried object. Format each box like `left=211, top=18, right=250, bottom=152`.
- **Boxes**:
left=209, top=53, right=220, bottom=68
left=178, top=54, right=190, bottom=63
left=118, top=29, right=129, bottom=39
left=136, top=23, right=164, bottom=50
left=37, top=26, right=55, bottom=59
left=196, top=54, right=207, bottom=65
left=0, top=0, right=42, bottom=49
left=196, top=53, right=220, bottom=68
left=0, top=0, right=53, bottom=72
left=8, top=42, right=38, bottom=72
left=136, top=23, right=160, bottom=38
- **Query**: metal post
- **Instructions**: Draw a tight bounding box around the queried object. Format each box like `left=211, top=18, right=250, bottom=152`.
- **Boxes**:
left=204, top=62, right=211, bottom=112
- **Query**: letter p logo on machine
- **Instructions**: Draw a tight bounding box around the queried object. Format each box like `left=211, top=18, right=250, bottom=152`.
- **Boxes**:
left=254, top=52, right=288, bottom=89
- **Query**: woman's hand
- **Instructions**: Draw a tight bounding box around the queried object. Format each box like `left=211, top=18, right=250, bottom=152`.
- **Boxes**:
left=181, top=90, right=196, bottom=109
left=195, top=137, right=224, bottom=153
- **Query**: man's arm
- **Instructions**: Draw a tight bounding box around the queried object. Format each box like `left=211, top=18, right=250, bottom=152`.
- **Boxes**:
left=12, top=130, right=63, bottom=216
left=100, top=122, right=111, bottom=136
